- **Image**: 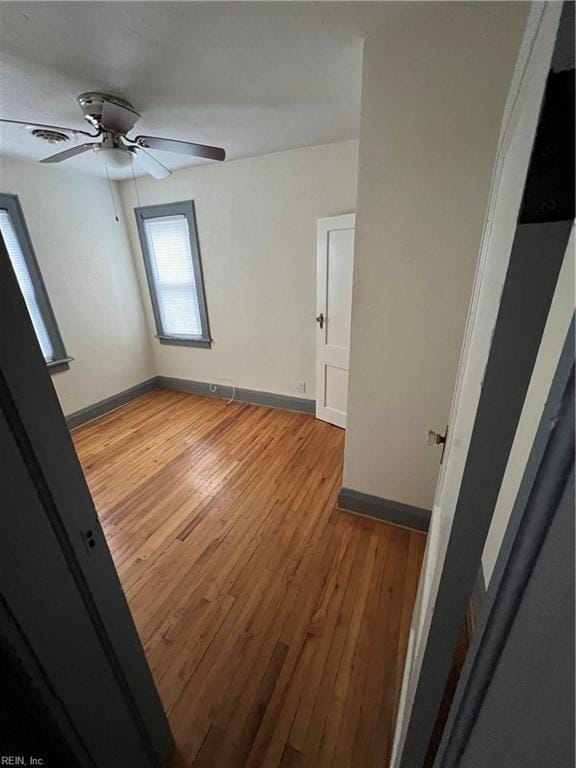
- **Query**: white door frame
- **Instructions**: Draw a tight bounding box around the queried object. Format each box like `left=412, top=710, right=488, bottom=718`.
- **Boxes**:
left=315, top=213, right=355, bottom=428
left=390, top=4, right=563, bottom=766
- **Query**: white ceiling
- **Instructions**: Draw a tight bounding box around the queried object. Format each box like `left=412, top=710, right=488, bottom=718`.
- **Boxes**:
left=0, top=2, right=404, bottom=179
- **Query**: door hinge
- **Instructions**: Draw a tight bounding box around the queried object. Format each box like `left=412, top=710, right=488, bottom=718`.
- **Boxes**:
left=81, top=529, right=97, bottom=554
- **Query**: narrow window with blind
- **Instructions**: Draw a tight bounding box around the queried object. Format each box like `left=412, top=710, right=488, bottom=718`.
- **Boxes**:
left=0, top=193, right=70, bottom=373
left=135, top=201, right=211, bottom=348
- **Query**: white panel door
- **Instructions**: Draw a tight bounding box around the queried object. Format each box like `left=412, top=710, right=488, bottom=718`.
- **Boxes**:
left=316, top=213, right=355, bottom=428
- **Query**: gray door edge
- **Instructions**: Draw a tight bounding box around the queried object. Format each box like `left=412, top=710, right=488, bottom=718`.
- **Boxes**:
left=434, top=320, right=575, bottom=767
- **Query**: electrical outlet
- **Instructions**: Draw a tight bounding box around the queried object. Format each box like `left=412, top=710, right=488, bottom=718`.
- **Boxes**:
left=296, top=381, right=306, bottom=394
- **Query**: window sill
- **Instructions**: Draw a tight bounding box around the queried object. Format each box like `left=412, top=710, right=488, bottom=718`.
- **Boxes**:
left=157, top=335, right=212, bottom=349
left=47, top=357, right=73, bottom=375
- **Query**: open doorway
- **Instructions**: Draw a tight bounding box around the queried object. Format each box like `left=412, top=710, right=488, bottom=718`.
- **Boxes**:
left=2, top=3, right=568, bottom=767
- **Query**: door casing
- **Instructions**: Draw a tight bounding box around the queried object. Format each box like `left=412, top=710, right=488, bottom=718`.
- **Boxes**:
left=391, top=4, right=568, bottom=766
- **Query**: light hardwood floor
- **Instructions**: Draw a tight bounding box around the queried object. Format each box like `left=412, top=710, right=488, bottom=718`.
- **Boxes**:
left=72, top=389, right=425, bottom=768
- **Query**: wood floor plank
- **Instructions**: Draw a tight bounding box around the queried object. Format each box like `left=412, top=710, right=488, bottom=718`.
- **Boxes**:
left=73, top=390, right=425, bottom=767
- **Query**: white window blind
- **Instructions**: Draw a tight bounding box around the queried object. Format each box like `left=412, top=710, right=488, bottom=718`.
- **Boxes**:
left=0, top=208, right=55, bottom=361
left=144, top=214, right=203, bottom=338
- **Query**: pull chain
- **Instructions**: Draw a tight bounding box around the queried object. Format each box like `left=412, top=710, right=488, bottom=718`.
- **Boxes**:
left=131, top=156, right=142, bottom=208
left=103, top=157, right=120, bottom=222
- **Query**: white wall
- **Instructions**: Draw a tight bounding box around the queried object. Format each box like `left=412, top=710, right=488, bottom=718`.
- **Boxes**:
left=0, top=156, right=155, bottom=415
left=119, top=141, right=358, bottom=399
left=343, top=2, right=529, bottom=510
left=482, top=232, right=575, bottom=584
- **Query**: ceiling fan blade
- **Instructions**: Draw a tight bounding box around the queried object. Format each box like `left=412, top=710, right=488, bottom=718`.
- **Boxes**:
left=132, top=148, right=172, bottom=180
left=135, top=135, right=225, bottom=162
left=101, top=101, right=140, bottom=135
left=40, top=143, right=98, bottom=164
left=0, top=117, right=97, bottom=137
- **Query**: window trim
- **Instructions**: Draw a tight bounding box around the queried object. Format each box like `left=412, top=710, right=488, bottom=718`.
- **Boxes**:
left=0, top=193, right=70, bottom=374
left=135, top=200, right=212, bottom=349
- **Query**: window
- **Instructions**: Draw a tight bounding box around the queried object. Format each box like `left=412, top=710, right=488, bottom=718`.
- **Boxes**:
left=135, top=201, right=211, bottom=348
left=0, top=194, right=69, bottom=373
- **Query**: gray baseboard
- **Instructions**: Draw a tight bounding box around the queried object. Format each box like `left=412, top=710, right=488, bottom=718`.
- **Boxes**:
left=66, top=375, right=315, bottom=430
left=157, top=376, right=315, bottom=414
left=337, top=487, right=431, bottom=532
left=66, top=377, right=160, bottom=429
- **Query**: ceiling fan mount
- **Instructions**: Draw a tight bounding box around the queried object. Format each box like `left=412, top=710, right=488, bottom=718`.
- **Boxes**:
left=1, top=91, right=226, bottom=180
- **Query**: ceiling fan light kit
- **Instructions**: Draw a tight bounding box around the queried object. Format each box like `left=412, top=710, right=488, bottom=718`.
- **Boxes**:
left=0, top=92, right=226, bottom=180
left=94, top=145, right=134, bottom=169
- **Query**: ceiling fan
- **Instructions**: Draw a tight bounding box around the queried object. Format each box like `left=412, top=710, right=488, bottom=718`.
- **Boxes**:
left=0, top=92, right=226, bottom=179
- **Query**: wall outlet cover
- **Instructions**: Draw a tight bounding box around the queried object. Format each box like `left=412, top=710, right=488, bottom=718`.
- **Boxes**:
left=296, top=381, right=306, bottom=393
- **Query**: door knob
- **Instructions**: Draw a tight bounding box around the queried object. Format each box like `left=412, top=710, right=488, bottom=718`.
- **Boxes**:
left=316, top=313, right=324, bottom=329
left=427, top=427, right=447, bottom=446
left=428, top=425, right=448, bottom=462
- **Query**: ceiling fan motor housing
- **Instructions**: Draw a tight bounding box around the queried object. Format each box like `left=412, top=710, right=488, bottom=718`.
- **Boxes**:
left=77, top=92, right=139, bottom=131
